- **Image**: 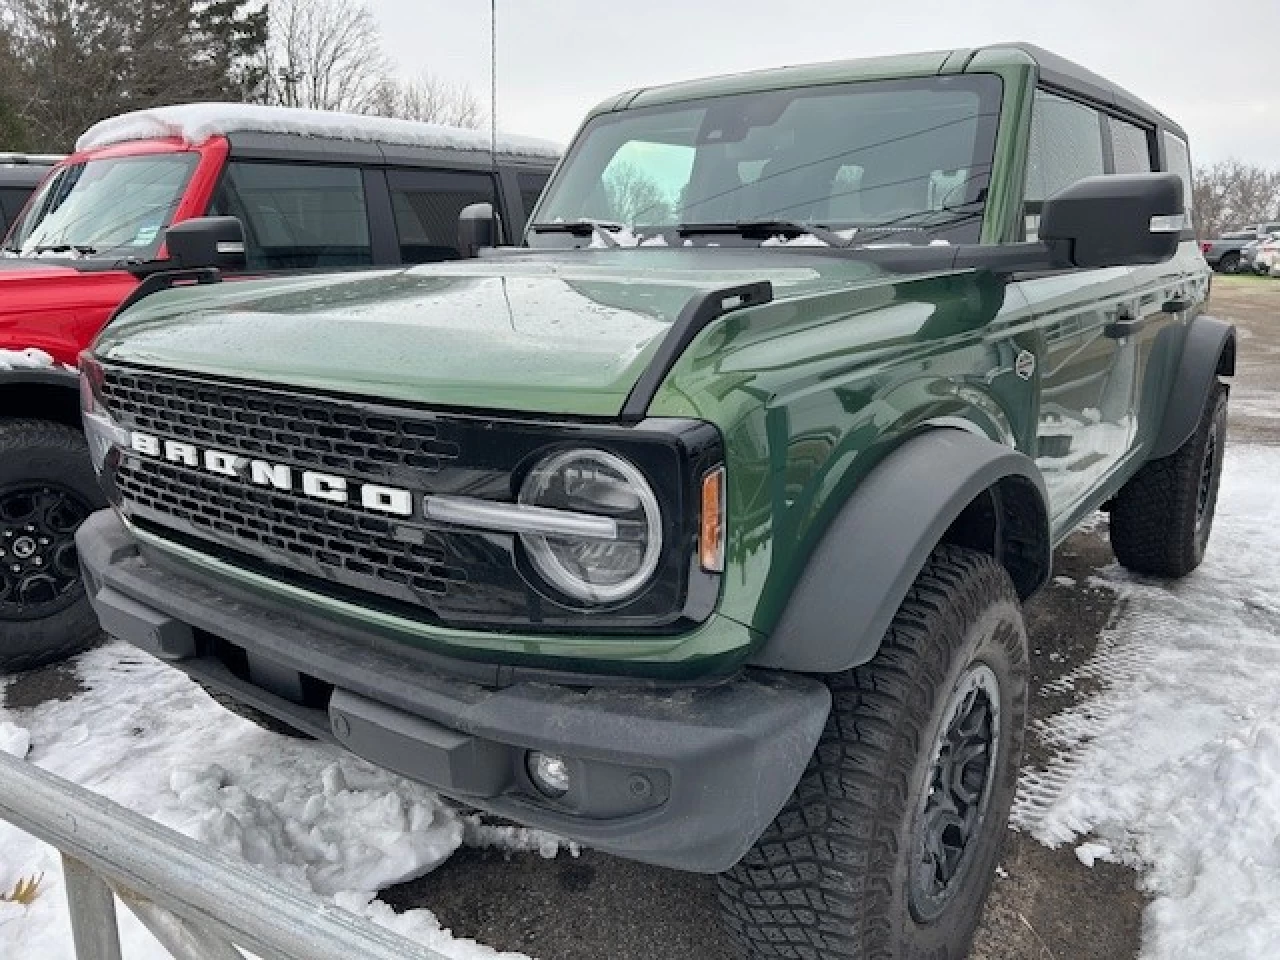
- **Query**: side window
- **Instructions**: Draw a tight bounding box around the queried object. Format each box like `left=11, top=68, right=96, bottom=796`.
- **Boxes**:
left=1162, top=131, right=1194, bottom=221
left=1024, top=90, right=1105, bottom=239
left=0, top=187, right=33, bottom=234
left=387, top=169, right=496, bottom=263
left=210, top=162, right=371, bottom=270
left=1108, top=117, right=1153, bottom=175
left=518, top=172, right=550, bottom=223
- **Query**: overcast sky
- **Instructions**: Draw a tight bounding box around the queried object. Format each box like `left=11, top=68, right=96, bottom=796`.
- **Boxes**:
left=367, top=0, right=1276, bottom=168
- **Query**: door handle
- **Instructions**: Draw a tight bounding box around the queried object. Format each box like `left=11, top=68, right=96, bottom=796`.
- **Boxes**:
left=1104, top=307, right=1144, bottom=339
left=1163, top=296, right=1194, bottom=313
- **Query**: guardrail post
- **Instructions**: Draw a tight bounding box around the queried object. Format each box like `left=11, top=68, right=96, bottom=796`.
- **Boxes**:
left=61, top=854, right=122, bottom=960
left=116, top=889, right=245, bottom=960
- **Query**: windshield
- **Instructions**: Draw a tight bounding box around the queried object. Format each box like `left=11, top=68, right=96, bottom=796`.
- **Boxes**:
left=531, top=74, right=1002, bottom=246
left=3, top=153, right=198, bottom=260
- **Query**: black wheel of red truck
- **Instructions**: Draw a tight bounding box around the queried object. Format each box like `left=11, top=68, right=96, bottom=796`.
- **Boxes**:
left=1110, top=383, right=1228, bottom=577
left=717, top=545, right=1028, bottom=960
left=0, top=419, right=106, bottom=673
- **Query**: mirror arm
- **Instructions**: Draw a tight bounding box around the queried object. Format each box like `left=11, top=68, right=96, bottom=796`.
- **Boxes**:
left=952, top=242, right=1066, bottom=274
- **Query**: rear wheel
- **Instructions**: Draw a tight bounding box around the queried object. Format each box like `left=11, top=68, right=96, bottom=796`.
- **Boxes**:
left=718, top=546, right=1028, bottom=959
left=1217, top=252, right=1240, bottom=274
left=0, top=419, right=106, bottom=673
left=1110, top=383, right=1227, bottom=577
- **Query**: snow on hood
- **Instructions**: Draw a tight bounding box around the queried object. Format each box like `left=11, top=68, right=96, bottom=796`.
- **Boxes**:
left=76, top=103, right=562, bottom=159
left=0, top=348, right=71, bottom=373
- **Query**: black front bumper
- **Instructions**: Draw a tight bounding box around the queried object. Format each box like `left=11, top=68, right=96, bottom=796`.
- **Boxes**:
left=78, top=509, right=831, bottom=873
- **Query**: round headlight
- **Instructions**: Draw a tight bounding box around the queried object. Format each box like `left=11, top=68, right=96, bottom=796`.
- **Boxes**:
left=518, top=449, right=662, bottom=604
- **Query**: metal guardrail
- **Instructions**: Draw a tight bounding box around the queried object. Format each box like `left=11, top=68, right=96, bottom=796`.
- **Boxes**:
left=0, top=749, right=452, bottom=960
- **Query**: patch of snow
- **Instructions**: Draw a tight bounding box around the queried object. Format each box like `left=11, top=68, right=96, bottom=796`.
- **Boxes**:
left=1074, top=842, right=1111, bottom=868
left=0, top=644, right=534, bottom=959
left=1014, top=445, right=1280, bottom=958
left=995, top=865, right=1009, bottom=880
left=0, top=722, right=29, bottom=758
left=76, top=103, right=561, bottom=160
left=0, top=348, right=57, bottom=371
left=1052, top=575, right=1076, bottom=587
left=461, top=814, right=578, bottom=861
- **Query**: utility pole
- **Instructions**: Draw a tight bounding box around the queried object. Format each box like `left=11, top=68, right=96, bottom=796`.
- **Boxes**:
left=490, top=0, right=498, bottom=167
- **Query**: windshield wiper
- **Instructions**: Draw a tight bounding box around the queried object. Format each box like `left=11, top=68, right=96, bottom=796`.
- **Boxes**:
left=529, top=219, right=624, bottom=248
left=676, top=220, right=845, bottom=248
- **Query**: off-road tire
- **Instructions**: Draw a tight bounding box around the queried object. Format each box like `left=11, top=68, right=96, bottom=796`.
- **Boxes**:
left=0, top=419, right=106, bottom=673
left=1217, top=252, right=1240, bottom=274
left=196, top=681, right=313, bottom=739
left=718, top=546, right=1029, bottom=960
left=1110, top=383, right=1228, bottom=577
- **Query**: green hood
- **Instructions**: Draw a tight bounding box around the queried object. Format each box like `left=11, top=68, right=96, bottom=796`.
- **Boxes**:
left=95, top=251, right=910, bottom=416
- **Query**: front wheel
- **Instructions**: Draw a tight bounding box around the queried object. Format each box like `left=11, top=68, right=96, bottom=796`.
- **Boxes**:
left=0, top=419, right=107, bottom=673
left=718, top=546, right=1029, bottom=959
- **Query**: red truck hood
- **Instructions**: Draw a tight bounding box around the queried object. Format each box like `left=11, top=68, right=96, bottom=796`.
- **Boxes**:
left=0, top=260, right=140, bottom=365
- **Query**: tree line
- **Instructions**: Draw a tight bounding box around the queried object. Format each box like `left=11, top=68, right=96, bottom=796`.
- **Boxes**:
left=0, top=0, right=483, bottom=153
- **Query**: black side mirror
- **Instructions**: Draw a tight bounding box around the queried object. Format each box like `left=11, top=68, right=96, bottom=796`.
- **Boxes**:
left=1040, top=173, right=1184, bottom=269
left=164, top=216, right=247, bottom=271
left=458, top=203, right=499, bottom=258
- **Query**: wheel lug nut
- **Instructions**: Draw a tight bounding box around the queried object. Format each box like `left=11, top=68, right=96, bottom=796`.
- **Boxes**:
left=33, top=558, right=43, bottom=566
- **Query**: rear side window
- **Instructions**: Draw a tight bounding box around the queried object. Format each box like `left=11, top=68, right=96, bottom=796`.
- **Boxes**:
left=387, top=169, right=496, bottom=262
left=0, top=188, right=29, bottom=235
left=1108, top=117, right=1153, bottom=175
left=1162, top=131, right=1194, bottom=219
left=518, top=172, right=550, bottom=223
left=210, top=162, right=371, bottom=270
left=1025, top=90, right=1105, bottom=209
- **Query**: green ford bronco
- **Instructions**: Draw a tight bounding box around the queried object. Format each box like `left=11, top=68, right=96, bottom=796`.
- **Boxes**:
left=78, top=43, right=1231, bottom=959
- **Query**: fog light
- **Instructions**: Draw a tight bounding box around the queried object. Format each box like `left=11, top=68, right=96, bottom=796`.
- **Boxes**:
left=527, top=751, right=571, bottom=798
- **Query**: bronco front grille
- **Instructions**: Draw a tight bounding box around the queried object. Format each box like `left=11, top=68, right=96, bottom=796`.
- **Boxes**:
left=97, top=364, right=707, bottom=632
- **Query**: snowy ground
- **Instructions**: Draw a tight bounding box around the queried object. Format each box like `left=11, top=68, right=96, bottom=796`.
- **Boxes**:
left=1013, top=443, right=1280, bottom=959
left=0, top=647, right=569, bottom=959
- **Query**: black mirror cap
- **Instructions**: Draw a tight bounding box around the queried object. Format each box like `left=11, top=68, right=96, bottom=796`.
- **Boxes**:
left=1040, top=173, right=1184, bottom=269
left=458, top=202, right=498, bottom=259
left=164, top=216, right=247, bottom=271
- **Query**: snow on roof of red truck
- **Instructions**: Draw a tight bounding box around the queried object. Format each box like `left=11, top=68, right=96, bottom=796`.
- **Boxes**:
left=75, top=102, right=561, bottom=159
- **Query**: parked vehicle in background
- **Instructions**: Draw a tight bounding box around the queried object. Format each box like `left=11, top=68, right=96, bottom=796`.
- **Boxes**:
left=0, top=103, right=558, bottom=672
left=1238, top=235, right=1266, bottom=273
left=78, top=44, right=1230, bottom=960
left=0, top=153, right=63, bottom=236
left=1202, top=222, right=1280, bottom=273
left=1254, top=235, right=1280, bottom=275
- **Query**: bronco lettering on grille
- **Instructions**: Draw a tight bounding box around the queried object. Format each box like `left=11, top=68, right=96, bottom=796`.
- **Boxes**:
left=127, top=431, right=415, bottom=517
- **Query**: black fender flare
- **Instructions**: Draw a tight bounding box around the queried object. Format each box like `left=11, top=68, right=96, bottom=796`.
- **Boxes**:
left=1150, top=315, right=1236, bottom=459
left=0, top=364, right=79, bottom=390
left=751, top=428, right=1050, bottom=674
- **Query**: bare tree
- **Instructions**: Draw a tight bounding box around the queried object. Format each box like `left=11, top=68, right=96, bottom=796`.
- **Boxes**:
left=265, top=0, right=388, bottom=113
left=368, top=73, right=484, bottom=128
left=605, top=163, right=671, bottom=224
left=1193, top=160, right=1280, bottom=240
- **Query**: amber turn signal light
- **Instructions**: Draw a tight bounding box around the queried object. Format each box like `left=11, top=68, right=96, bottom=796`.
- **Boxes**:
left=700, top=466, right=726, bottom=573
